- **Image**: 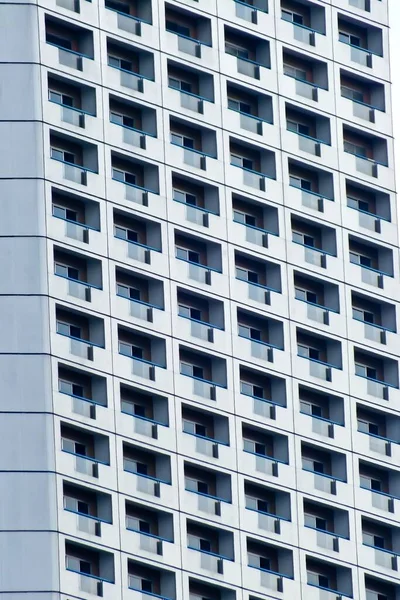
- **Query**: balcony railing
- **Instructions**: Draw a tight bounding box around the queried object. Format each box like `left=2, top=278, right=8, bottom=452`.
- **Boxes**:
left=51, top=156, right=97, bottom=185
left=128, top=578, right=172, bottom=600
left=307, top=582, right=353, bottom=599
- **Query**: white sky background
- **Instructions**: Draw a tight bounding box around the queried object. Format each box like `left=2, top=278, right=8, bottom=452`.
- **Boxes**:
left=389, top=0, right=399, bottom=189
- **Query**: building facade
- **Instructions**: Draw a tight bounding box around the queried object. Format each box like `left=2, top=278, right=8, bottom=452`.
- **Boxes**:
left=0, top=0, right=398, bottom=599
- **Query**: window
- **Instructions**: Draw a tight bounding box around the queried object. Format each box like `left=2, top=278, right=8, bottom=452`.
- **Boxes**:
left=62, top=437, right=87, bottom=456
left=300, top=399, right=323, bottom=418
left=185, top=476, right=209, bottom=495
left=236, top=267, right=259, bottom=284
left=289, top=174, right=312, bottom=191
left=168, top=76, right=192, bottom=93
left=175, top=246, right=200, bottom=264
left=307, top=569, right=329, bottom=590
left=110, top=111, right=136, bottom=129
left=347, top=195, right=370, bottom=213
left=244, top=439, right=267, bottom=456
left=341, top=85, right=364, bottom=104
left=228, top=98, right=252, bottom=115
left=115, top=225, right=138, bottom=243
left=225, top=41, right=249, bottom=60
left=108, top=55, right=132, bottom=71
left=302, top=456, right=325, bottom=474
left=287, top=119, right=310, bottom=137
left=344, top=140, right=367, bottom=157
left=283, top=63, right=307, bottom=81
left=360, top=474, right=382, bottom=492
left=350, top=251, right=372, bottom=268
left=282, top=9, right=304, bottom=25
left=352, top=307, right=374, bottom=324
left=188, top=534, right=212, bottom=553
left=173, top=188, right=198, bottom=206
left=246, top=494, right=269, bottom=514
left=57, top=320, right=82, bottom=339
left=129, top=575, right=153, bottom=593
left=180, top=361, right=204, bottom=379
left=59, top=379, right=84, bottom=398
left=117, top=283, right=141, bottom=301
left=357, top=417, right=380, bottom=436
left=231, top=153, right=254, bottom=170
left=55, top=262, right=80, bottom=281
left=295, top=286, right=318, bottom=305
left=355, top=363, right=377, bottom=380
left=64, top=495, right=90, bottom=515
left=239, top=324, right=262, bottom=341
left=248, top=552, right=270, bottom=571
left=125, top=458, right=148, bottom=475
left=51, top=147, right=75, bottom=164
left=166, top=20, right=191, bottom=38
left=183, top=419, right=208, bottom=438
left=123, top=399, right=148, bottom=418
left=126, top=515, right=151, bottom=534
left=66, top=555, right=92, bottom=575
left=304, top=513, right=328, bottom=532
left=292, top=230, right=315, bottom=248
left=298, top=343, right=320, bottom=361
left=240, top=381, right=264, bottom=398
left=49, top=89, right=74, bottom=107
left=119, top=341, right=143, bottom=359
left=363, top=531, right=385, bottom=549
left=112, top=168, right=136, bottom=185
left=339, top=31, right=361, bottom=47
left=52, top=204, right=78, bottom=222
left=179, top=303, right=202, bottom=321
left=171, top=132, right=195, bottom=149
left=233, top=209, right=256, bottom=227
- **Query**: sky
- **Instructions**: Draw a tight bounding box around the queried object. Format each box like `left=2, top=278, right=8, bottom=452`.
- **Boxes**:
left=388, top=0, right=399, bottom=189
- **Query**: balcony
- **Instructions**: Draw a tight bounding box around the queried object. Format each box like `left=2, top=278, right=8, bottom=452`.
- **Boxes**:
left=45, top=16, right=95, bottom=74
left=186, top=520, right=235, bottom=578
left=51, top=188, right=101, bottom=248
left=298, top=385, right=345, bottom=443
left=295, top=329, right=343, bottom=386
left=245, top=539, right=294, bottom=595
left=167, top=60, right=215, bottom=120
left=280, top=0, right=327, bottom=50
left=118, top=325, right=168, bottom=386
left=65, top=541, right=115, bottom=598
left=165, top=4, right=213, bottom=61
left=232, top=0, right=268, bottom=26
left=174, top=230, right=224, bottom=290
left=63, top=481, right=112, bottom=540
left=287, top=158, right=335, bottom=216
left=169, top=117, right=219, bottom=176
left=53, top=247, right=102, bottom=305
left=104, top=0, right=153, bottom=41
left=303, top=499, right=350, bottom=555
left=242, top=424, right=289, bottom=482
left=124, top=501, right=174, bottom=560
left=229, top=139, right=276, bottom=195
left=353, top=348, right=399, bottom=402
left=123, top=442, right=172, bottom=501
left=48, top=74, right=96, bottom=132
left=234, top=250, right=283, bottom=314
left=238, top=366, right=287, bottom=423
left=306, top=557, right=353, bottom=600
left=282, top=48, right=329, bottom=106
left=181, top=404, right=230, bottom=462
left=60, top=423, right=110, bottom=479
left=223, top=25, right=272, bottom=88
left=120, top=384, right=169, bottom=443
left=106, top=38, right=155, bottom=98
left=128, top=560, right=175, bottom=600
left=177, top=288, right=225, bottom=347
left=179, top=346, right=227, bottom=403
left=184, top=462, right=233, bottom=520
left=55, top=305, right=105, bottom=366
left=338, top=15, right=384, bottom=71
left=301, top=442, right=348, bottom=497
left=57, top=364, right=107, bottom=421
left=244, top=481, right=291, bottom=538
left=49, top=132, right=99, bottom=189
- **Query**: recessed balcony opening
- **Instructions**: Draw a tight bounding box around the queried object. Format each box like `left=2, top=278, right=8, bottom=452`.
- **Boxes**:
left=306, top=556, right=352, bottom=597
left=165, top=3, right=212, bottom=53
left=48, top=74, right=96, bottom=125
left=224, top=25, right=271, bottom=78
left=299, top=385, right=344, bottom=429
left=303, top=499, right=349, bottom=541
left=346, top=179, right=391, bottom=224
